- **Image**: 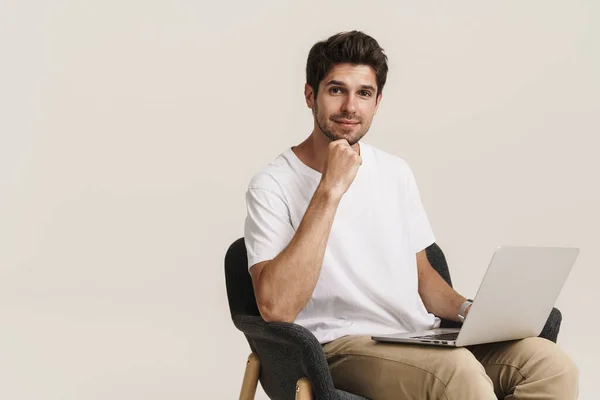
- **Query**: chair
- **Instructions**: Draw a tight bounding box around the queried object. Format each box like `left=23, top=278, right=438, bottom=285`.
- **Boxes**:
left=224, top=237, right=563, bottom=400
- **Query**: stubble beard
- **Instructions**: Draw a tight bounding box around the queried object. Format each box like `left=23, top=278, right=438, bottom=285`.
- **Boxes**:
left=313, top=101, right=370, bottom=146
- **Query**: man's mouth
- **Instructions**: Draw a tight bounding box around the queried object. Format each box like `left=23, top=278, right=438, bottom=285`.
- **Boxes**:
left=334, top=119, right=360, bottom=125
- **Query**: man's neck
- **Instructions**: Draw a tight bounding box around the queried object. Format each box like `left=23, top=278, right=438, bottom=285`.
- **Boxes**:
left=292, top=131, right=360, bottom=174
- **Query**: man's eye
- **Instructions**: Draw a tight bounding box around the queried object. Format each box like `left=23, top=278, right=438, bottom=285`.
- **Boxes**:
left=359, top=91, right=372, bottom=97
left=330, top=87, right=343, bottom=94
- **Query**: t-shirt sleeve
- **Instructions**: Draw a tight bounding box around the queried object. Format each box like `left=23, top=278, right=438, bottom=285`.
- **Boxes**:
left=404, top=166, right=436, bottom=253
left=244, top=187, right=295, bottom=269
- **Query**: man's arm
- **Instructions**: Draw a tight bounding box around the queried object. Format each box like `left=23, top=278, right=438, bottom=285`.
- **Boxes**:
left=416, top=249, right=470, bottom=322
left=250, top=187, right=339, bottom=323
left=249, top=140, right=362, bottom=323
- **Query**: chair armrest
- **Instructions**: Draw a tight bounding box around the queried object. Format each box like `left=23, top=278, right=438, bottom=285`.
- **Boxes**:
left=233, top=314, right=341, bottom=400
left=539, top=307, right=562, bottom=343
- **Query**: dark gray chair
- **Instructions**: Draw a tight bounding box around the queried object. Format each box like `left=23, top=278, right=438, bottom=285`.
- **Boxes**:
left=225, top=237, right=563, bottom=400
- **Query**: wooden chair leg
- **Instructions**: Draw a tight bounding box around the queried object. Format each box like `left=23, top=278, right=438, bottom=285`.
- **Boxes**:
left=239, top=353, right=260, bottom=400
left=295, top=377, right=313, bottom=400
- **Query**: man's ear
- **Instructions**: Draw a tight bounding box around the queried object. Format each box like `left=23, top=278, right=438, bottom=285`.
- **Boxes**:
left=304, top=83, right=315, bottom=109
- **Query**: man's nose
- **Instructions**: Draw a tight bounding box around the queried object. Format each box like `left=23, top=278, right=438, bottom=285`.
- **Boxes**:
left=341, top=94, right=357, bottom=114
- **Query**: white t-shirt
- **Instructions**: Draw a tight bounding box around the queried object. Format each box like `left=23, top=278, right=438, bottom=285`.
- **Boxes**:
left=244, top=141, right=440, bottom=344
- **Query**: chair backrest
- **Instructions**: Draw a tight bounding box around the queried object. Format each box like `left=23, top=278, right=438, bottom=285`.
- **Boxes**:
left=224, top=238, right=453, bottom=320
left=425, top=242, right=453, bottom=287
left=224, top=237, right=260, bottom=319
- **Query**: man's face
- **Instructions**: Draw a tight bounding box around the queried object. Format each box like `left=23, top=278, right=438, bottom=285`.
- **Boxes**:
left=305, top=63, right=382, bottom=146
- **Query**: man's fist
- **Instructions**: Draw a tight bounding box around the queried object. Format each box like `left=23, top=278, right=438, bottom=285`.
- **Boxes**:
left=319, top=139, right=362, bottom=198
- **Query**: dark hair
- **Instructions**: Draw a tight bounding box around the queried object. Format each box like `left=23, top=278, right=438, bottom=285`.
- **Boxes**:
left=306, top=30, right=388, bottom=98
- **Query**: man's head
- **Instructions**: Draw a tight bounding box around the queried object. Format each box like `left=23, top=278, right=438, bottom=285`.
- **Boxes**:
left=305, top=31, right=388, bottom=146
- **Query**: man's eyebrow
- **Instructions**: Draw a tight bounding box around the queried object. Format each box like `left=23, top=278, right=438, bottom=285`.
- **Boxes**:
left=359, top=84, right=376, bottom=92
left=325, top=80, right=376, bottom=92
left=325, top=80, right=347, bottom=87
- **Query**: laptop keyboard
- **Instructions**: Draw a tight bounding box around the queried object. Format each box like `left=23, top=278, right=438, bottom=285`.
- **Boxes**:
left=411, top=332, right=459, bottom=341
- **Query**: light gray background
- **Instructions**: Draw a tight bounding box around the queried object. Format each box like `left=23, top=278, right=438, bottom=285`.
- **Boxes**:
left=1, top=1, right=598, bottom=399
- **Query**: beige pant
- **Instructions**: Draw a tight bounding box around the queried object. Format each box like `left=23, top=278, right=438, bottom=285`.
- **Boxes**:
left=322, top=335, right=578, bottom=400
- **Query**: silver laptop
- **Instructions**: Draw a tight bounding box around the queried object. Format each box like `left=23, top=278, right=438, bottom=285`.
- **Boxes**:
left=372, top=246, right=579, bottom=347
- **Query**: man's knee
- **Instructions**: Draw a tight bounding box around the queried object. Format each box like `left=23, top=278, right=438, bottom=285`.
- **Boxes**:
left=519, top=337, right=579, bottom=387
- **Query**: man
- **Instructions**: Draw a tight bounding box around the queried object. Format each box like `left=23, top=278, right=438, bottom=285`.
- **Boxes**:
left=244, top=31, right=578, bottom=399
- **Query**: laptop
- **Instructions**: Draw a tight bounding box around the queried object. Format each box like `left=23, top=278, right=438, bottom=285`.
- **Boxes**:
left=372, top=246, right=579, bottom=347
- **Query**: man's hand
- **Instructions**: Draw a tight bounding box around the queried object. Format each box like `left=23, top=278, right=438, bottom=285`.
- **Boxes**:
left=319, top=139, right=362, bottom=198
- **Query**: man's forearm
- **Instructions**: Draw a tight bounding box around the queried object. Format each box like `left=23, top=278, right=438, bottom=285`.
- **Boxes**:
left=256, top=185, right=341, bottom=322
left=418, top=262, right=468, bottom=322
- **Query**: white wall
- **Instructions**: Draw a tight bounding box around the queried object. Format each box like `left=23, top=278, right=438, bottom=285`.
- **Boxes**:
left=1, top=1, right=598, bottom=399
